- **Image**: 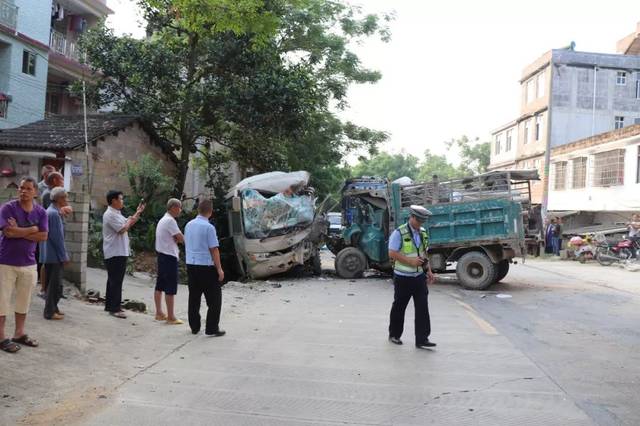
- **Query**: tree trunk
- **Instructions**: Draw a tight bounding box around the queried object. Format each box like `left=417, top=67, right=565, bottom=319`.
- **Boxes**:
left=172, top=32, right=199, bottom=199
left=173, top=140, right=190, bottom=199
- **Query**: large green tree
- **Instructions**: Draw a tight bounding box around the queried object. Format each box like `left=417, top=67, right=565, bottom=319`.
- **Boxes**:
left=445, top=135, right=490, bottom=176
left=351, top=152, right=420, bottom=181
left=80, top=0, right=391, bottom=198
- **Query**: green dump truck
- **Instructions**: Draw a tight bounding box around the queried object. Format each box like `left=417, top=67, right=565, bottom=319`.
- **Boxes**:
left=327, top=170, right=539, bottom=290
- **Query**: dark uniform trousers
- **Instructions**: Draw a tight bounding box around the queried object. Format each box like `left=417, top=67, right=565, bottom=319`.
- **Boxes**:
left=388, top=273, right=431, bottom=344
left=105, top=256, right=127, bottom=313
left=186, top=265, right=222, bottom=334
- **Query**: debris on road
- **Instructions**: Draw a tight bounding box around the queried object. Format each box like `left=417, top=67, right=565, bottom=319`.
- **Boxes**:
left=121, top=299, right=147, bottom=312
left=496, top=294, right=512, bottom=299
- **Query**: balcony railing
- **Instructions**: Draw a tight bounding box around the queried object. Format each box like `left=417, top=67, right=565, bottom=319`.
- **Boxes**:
left=50, top=30, right=81, bottom=62
left=0, top=0, right=18, bottom=30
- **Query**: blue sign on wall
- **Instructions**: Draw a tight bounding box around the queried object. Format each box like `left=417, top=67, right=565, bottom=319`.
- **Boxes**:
left=71, top=163, right=83, bottom=176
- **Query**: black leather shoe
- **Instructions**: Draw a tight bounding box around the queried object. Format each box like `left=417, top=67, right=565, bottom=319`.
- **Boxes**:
left=416, top=340, right=436, bottom=349
left=206, top=329, right=226, bottom=337
left=388, top=336, right=402, bottom=345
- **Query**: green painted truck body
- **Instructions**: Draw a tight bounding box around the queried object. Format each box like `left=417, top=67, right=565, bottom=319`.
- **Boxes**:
left=331, top=172, right=537, bottom=289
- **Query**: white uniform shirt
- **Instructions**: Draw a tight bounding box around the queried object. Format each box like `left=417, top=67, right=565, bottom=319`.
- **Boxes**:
left=155, top=212, right=181, bottom=258
left=102, top=206, right=130, bottom=259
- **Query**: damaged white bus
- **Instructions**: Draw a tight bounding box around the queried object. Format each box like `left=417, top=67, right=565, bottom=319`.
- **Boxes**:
left=225, top=171, right=326, bottom=279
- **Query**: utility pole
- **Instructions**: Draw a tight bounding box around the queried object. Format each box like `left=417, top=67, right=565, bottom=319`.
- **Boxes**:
left=82, top=79, right=92, bottom=195
left=541, top=61, right=554, bottom=219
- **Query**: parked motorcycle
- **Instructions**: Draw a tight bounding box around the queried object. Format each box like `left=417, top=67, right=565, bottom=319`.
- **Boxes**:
left=595, top=233, right=640, bottom=266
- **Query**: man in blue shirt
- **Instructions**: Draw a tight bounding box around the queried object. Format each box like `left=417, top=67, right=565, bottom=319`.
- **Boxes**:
left=40, top=187, right=69, bottom=320
left=184, top=199, right=225, bottom=336
left=388, top=205, right=436, bottom=349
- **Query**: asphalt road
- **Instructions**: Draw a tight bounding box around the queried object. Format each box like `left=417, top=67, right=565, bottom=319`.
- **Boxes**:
left=2, top=257, right=639, bottom=425
left=451, top=258, right=640, bottom=426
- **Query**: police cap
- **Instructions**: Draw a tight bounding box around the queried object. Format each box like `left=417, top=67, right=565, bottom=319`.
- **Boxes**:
left=409, top=205, right=432, bottom=221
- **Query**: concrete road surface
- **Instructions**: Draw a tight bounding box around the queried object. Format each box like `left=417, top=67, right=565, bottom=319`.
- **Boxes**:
left=2, top=257, right=639, bottom=425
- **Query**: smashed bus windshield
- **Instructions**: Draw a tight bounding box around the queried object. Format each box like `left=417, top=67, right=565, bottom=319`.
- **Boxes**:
left=241, top=189, right=315, bottom=239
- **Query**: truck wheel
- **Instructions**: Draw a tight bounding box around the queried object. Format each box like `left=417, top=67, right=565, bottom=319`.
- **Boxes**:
left=495, top=260, right=509, bottom=283
left=312, top=252, right=322, bottom=275
left=456, top=252, right=497, bottom=290
left=335, top=247, right=367, bottom=279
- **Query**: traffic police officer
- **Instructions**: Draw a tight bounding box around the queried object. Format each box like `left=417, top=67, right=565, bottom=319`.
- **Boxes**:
left=388, top=205, right=436, bottom=349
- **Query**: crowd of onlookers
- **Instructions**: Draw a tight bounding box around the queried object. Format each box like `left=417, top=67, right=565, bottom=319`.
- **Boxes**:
left=1, top=166, right=226, bottom=354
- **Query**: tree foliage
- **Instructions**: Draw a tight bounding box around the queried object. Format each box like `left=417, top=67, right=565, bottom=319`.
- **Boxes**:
left=351, top=152, right=420, bottom=181
left=351, top=136, right=490, bottom=183
left=80, top=0, right=391, bottom=199
left=446, top=135, right=490, bottom=176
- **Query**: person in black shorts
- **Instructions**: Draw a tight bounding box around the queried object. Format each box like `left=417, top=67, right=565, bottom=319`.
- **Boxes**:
left=154, top=199, right=184, bottom=324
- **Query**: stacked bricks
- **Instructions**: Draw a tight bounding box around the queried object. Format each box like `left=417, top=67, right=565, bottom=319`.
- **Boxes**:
left=62, top=191, right=89, bottom=293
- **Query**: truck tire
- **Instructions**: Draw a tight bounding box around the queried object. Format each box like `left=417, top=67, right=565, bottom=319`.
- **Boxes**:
left=335, top=247, right=367, bottom=279
left=456, top=252, right=497, bottom=290
left=494, top=260, right=509, bottom=283
left=312, top=252, right=322, bottom=275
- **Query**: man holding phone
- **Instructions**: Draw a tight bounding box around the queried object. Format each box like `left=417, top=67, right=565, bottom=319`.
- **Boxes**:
left=387, top=205, right=436, bottom=349
left=102, top=191, right=145, bottom=319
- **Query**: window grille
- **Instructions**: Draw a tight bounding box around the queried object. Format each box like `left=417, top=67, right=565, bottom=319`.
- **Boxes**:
left=592, top=149, right=625, bottom=187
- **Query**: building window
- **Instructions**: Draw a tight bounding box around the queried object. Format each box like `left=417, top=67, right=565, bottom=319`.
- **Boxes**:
left=494, top=134, right=502, bottom=155
left=616, top=71, right=627, bottom=85
left=0, top=99, right=7, bottom=118
left=505, top=129, right=513, bottom=152
left=523, top=120, right=530, bottom=144
left=615, top=116, right=624, bottom=130
left=526, top=79, right=535, bottom=104
left=536, top=72, right=545, bottom=98
left=572, top=157, right=587, bottom=189
left=22, top=51, right=36, bottom=76
left=46, top=93, right=60, bottom=115
left=535, top=114, right=543, bottom=141
left=533, top=159, right=540, bottom=171
left=636, top=79, right=640, bottom=99
left=593, top=149, right=625, bottom=187
left=553, top=161, right=567, bottom=190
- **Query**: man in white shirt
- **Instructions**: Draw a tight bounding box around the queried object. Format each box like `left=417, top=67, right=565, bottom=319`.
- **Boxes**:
left=154, top=198, right=184, bottom=324
left=102, top=190, right=145, bottom=319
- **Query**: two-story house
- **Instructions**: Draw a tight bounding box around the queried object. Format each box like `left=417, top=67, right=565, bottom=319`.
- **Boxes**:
left=489, top=23, right=640, bottom=208
left=46, top=0, right=112, bottom=115
left=0, top=0, right=112, bottom=130
left=0, top=0, right=52, bottom=128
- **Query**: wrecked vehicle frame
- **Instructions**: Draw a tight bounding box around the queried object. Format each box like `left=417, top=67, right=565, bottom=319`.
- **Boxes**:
left=225, top=171, right=325, bottom=280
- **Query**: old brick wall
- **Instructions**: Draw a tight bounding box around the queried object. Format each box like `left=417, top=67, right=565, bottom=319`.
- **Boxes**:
left=69, top=122, right=178, bottom=208
left=0, top=189, right=89, bottom=292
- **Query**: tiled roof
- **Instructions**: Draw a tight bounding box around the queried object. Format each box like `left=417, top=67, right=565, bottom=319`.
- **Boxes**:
left=0, top=114, right=168, bottom=153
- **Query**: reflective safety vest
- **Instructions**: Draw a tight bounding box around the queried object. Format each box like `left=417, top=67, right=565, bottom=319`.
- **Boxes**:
left=393, top=223, right=429, bottom=274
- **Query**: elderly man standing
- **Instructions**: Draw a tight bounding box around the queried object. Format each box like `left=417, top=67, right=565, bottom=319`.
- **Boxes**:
left=38, top=171, right=71, bottom=298
left=41, top=171, right=64, bottom=209
left=184, top=199, right=225, bottom=336
left=154, top=198, right=184, bottom=324
left=41, top=187, right=69, bottom=320
left=102, top=190, right=145, bottom=319
left=37, top=165, right=55, bottom=196
left=0, top=177, right=48, bottom=353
